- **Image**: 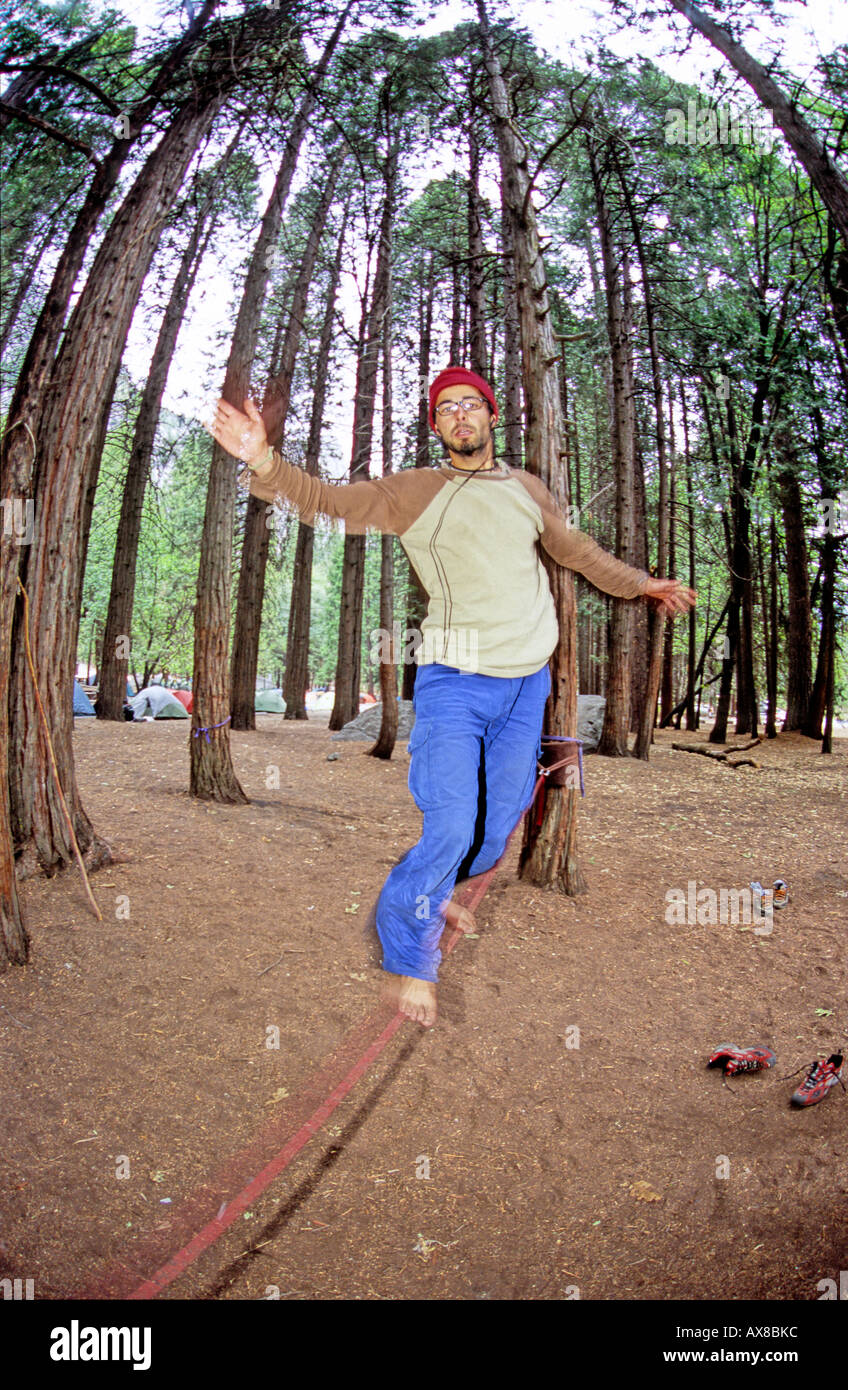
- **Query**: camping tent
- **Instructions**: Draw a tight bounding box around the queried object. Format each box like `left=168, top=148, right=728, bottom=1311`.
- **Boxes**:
left=129, top=685, right=189, bottom=720
left=255, top=688, right=286, bottom=713
left=301, top=689, right=332, bottom=711
left=172, top=689, right=193, bottom=712
left=73, top=680, right=95, bottom=716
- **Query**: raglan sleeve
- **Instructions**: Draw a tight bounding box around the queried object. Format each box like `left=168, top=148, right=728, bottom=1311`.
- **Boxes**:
left=237, top=449, right=416, bottom=535
left=517, top=472, right=650, bottom=600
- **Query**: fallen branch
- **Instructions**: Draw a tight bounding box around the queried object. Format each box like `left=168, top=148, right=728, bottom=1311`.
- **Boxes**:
left=671, top=743, right=727, bottom=760
left=671, top=741, right=760, bottom=770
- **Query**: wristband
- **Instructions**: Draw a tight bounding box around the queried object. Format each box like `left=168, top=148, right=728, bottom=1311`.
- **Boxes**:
left=247, top=444, right=274, bottom=472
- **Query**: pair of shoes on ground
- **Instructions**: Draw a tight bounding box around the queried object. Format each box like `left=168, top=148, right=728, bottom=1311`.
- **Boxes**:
left=707, top=1044, right=845, bottom=1106
left=750, top=879, right=789, bottom=911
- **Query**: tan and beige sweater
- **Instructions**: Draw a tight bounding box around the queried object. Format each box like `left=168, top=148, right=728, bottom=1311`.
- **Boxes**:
left=239, top=452, right=649, bottom=679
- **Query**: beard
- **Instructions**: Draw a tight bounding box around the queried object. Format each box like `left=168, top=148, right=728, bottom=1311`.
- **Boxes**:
left=444, top=421, right=491, bottom=457
left=452, top=434, right=485, bottom=455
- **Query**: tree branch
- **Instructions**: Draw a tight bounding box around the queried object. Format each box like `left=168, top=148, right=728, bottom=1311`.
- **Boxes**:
left=0, top=61, right=123, bottom=114
left=0, top=101, right=101, bottom=168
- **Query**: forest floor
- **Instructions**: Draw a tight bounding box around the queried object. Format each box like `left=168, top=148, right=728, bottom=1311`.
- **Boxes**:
left=1, top=715, right=846, bottom=1302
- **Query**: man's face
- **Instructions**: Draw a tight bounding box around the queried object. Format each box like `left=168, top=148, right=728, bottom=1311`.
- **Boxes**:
left=433, top=388, right=494, bottom=456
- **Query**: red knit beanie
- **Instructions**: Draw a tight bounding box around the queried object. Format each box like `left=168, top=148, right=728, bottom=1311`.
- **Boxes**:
left=429, top=366, right=498, bottom=429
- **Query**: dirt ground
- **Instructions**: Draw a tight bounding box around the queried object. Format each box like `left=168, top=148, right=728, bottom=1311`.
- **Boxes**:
left=1, top=713, right=846, bottom=1302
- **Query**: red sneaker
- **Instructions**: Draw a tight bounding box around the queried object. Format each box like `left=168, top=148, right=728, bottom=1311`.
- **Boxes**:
left=707, top=1044, right=777, bottom=1077
left=790, top=1054, right=844, bottom=1107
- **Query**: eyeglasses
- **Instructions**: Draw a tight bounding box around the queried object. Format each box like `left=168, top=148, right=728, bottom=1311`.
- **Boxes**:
left=434, top=397, right=487, bottom=417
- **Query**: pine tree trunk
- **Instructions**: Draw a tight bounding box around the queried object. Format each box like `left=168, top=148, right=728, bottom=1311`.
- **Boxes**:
left=402, top=257, right=434, bottom=701
left=804, top=407, right=840, bottom=740
left=230, top=161, right=341, bottom=731
left=477, top=0, right=585, bottom=894
left=629, top=430, right=649, bottom=736
left=331, top=533, right=367, bottom=729
left=500, top=205, right=524, bottom=469
left=283, top=209, right=349, bottom=720
left=370, top=298, right=398, bottom=759
left=708, top=256, right=791, bottom=742
left=0, top=211, right=64, bottom=360
left=725, top=400, right=758, bottom=737
left=622, top=272, right=645, bottom=742
left=711, top=595, right=739, bottom=744
left=778, top=465, right=812, bottom=730
left=449, top=255, right=462, bottom=363
left=190, top=12, right=352, bottom=792
left=3, top=10, right=308, bottom=890
left=467, top=119, right=488, bottom=379
left=767, top=509, right=778, bottom=737
left=488, top=268, right=499, bottom=389
left=0, top=548, right=28, bottom=961
left=590, top=142, right=635, bottom=757
left=681, top=385, right=697, bottom=730
left=756, top=518, right=777, bottom=738
left=96, top=148, right=232, bottom=721
left=822, top=223, right=848, bottom=361
left=623, top=167, right=669, bottom=759
left=660, top=420, right=677, bottom=725
left=737, top=563, right=757, bottom=736
left=285, top=525, right=315, bottom=721
left=822, top=585, right=835, bottom=755
left=8, top=93, right=221, bottom=874
left=190, top=139, right=298, bottom=798
left=569, top=384, right=591, bottom=694
left=330, top=134, right=398, bottom=731
left=0, top=1, right=218, bottom=508
left=1, top=373, right=34, bottom=945
left=804, top=550, right=834, bottom=741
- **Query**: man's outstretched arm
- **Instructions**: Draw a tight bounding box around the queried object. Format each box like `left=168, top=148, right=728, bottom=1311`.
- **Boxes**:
left=515, top=471, right=696, bottom=616
left=205, top=396, right=420, bottom=534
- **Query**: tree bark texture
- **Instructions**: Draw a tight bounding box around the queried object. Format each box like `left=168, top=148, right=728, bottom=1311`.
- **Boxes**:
left=477, top=0, right=585, bottom=894
left=467, top=117, right=488, bottom=379
left=621, top=155, right=669, bottom=759
left=283, top=207, right=349, bottom=720
left=402, top=253, right=435, bottom=702
left=330, top=133, right=398, bottom=731
left=96, top=144, right=235, bottom=721
left=778, top=465, right=812, bottom=730
left=230, top=160, right=341, bottom=731
left=190, top=9, right=351, bottom=790
left=370, top=289, right=398, bottom=759
left=9, top=93, right=221, bottom=871
left=590, top=137, right=636, bottom=757
left=500, top=203, right=524, bottom=469
left=0, top=0, right=219, bottom=507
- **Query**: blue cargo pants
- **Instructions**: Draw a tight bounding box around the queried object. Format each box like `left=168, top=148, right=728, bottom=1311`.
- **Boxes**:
left=375, top=661, right=551, bottom=983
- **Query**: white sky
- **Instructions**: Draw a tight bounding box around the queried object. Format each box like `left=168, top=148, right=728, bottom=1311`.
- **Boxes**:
left=104, top=0, right=848, bottom=469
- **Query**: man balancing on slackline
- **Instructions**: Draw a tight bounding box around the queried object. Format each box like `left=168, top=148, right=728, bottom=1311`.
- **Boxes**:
left=207, top=365, right=696, bottom=1027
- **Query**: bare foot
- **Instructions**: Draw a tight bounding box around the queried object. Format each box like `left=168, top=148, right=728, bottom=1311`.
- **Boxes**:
left=443, top=900, right=476, bottom=934
left=396, top=975, right=437, bottom=1028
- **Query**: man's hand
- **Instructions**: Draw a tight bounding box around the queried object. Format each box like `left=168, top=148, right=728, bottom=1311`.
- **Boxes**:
left=643, top=577, right=697, bottom=617
left=204, top=396, right=268, bottom=466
